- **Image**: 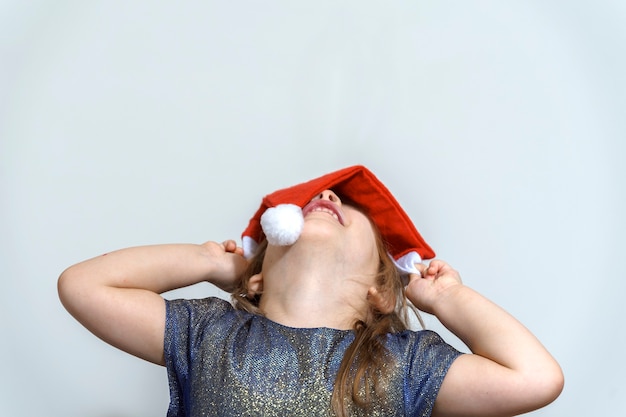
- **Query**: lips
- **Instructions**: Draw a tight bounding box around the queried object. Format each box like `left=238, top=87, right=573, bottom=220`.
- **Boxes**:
left=301, top=200, right=345, bottom=225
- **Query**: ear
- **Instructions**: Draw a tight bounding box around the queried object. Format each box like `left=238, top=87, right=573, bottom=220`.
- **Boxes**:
left=247, top=273, right=264, bottom=299
left=367, top=286, right=396, bottom=315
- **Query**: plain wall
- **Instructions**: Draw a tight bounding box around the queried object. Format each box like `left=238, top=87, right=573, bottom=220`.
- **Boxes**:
left=1, top=1, right=624, bottom=416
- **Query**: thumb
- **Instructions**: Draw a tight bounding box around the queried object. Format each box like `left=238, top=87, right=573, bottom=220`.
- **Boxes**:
left=414, top=262, right=428, bottom=277
left=223, top=240, right=243, bottom=255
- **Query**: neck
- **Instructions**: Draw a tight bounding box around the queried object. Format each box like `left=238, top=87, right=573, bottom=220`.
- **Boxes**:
left=258, top=243, right=374, bottom=330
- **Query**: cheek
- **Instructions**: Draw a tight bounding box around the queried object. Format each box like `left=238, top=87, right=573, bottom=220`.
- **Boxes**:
left=343, top=207, right=379, bottom=266
left=352, top=224, right=379, bottom=268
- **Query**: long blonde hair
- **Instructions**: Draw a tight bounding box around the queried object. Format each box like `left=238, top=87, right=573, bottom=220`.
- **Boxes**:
left=231, top=222, right=423, bottom=416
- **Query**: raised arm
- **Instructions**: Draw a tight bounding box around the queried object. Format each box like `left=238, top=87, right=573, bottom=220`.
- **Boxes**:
left=57, top=240, right=247, bottom=365
left=407, top=260, right=564, bottom=417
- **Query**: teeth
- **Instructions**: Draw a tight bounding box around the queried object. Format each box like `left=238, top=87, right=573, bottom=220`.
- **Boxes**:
left=312, top=207, right=339, bottom=221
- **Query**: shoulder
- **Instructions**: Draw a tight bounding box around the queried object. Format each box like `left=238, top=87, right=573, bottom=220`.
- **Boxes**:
left=386, top=329, right=463, bottom=379
left=164, top=297, right=244, bottom=368
left=386, top=330, right=464, bottom=415
left=166, top=296, right=233, bottom=317
left=388, top=329, right=457, bottom=353
left=165, top=296, right=241, bottom=336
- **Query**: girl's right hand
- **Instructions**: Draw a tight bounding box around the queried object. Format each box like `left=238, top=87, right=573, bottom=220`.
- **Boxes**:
left=201, top=240, right=249, bottom=292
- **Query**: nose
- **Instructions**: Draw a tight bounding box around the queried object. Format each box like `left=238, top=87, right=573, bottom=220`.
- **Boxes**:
left=315, top=189, right=342, bottom=205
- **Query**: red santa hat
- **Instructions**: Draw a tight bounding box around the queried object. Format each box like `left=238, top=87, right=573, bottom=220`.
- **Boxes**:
left=241, top=165, right=435, bottom=276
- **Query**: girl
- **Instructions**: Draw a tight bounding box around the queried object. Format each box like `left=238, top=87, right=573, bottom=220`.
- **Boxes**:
left=58, top=165, right=563, bottom=416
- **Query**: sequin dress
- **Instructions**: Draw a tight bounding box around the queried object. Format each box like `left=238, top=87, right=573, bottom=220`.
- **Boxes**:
left=164, top=297, right=462, bottom=417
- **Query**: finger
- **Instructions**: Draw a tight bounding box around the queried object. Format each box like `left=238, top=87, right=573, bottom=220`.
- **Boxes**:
left=425, top=260, right=451, bottom=277
left=420, top=262, right=438, bottom=279
left=222, top=240, right=237, bottom=253
left=414, top=263, right=428, bottom=276
left=428, top=259, right=448, bottom=272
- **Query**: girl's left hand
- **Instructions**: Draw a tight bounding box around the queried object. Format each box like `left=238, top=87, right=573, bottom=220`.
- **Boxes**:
left=405, top=260, right=463, bottom=315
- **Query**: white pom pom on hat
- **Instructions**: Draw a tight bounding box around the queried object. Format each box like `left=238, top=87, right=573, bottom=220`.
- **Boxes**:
left=241, top=165, right=435, bottom=278
left=260, top=204, right=304, bottom=246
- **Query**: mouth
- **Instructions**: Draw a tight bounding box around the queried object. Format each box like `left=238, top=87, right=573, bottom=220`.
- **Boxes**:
left=302, top=200, right=345, bottom=225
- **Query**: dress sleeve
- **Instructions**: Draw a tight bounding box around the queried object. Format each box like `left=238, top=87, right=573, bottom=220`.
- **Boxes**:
left=163, top=297, right=232, bottom=417
left=403, top=330, right=463, bottom=417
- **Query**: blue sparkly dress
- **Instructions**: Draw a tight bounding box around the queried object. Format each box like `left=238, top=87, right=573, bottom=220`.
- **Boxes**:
left=164, top=297, right=462, bottom=417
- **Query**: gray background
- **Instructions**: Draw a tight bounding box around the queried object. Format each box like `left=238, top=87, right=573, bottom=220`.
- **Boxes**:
left=1, top=1, right=624, bottom=416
